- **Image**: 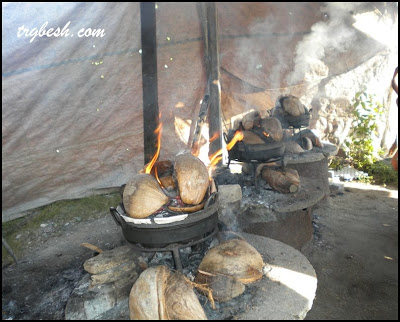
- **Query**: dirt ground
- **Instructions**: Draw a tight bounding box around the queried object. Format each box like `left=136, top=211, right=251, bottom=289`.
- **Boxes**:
left=2, top=181, right=398, bottom=320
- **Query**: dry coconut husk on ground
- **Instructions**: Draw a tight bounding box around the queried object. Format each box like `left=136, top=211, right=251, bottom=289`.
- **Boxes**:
left=195, top=238, right=264, bottom=288
left=195, top=270, right=245, bottom=303
left=129, top=265, right=207, bottom=320
left=164, top=271, right=208, bottom=320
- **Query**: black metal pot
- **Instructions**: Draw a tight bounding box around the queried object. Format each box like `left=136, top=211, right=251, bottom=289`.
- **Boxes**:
left=285, top=111, right=311, bottom=128
left=228, top=141, right=285, bottom=162
left=110, top=192, right=219, bottom=248
left=225, top=129, right=285, bottom=162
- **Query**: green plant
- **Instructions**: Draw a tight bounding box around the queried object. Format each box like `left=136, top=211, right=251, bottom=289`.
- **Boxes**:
left=2, top=192, right=121, bottom=266
left=328, top=156, right=344, bottom=170
left=343, top=90, right=384, bottom=173
left=368, top=161, right=398, bottom=187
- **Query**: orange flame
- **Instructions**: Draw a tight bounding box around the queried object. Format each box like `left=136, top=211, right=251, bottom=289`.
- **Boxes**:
left=209, top=132, right=220, bottom=142
left=263, top=131, right=270, bottom=137
left=226, top=131, right=244, bottom=150
left=145, top=121, right=162, bottom=174
left=154, top=166, right=162, bottom=186
left=208, top=149, right=223, bottom=177
left=207, top=131, right=243, bottom=177
left=209, top=149, right=223, bottom=167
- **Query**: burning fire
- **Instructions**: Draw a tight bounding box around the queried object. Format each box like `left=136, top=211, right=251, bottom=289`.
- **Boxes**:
left=145, top=120, right=163, bottom=175
left=208, top=130, right=243, bottom=176
left=144, top=119, right=243, bottom=181
left=154, top=166, right=162, bottom=186
left=209, top=131, right=220, bottom=142
left=226, top=130, right=244, bottom=150
left=263, top=131, right=270, bottom=137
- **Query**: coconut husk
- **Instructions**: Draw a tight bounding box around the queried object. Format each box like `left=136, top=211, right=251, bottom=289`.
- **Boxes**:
left=174, top=153, right=210, bottom=205
left=165, top=271, right=208, bottom=320
left=168, top=201, right=205, bottom=213
left=262, top=167, right=300, bottom=194
left=284, top=141, right=305, bottom=154
left=129, top=265, right=170, bottom=320
left=281, top=96, right=306, bottom=117
left=197, top=238, right=264, bottom=284
left=242, top=110, right=261, bottom=130
left=300, top=136, right=313, bottom=150
left=159, top=175, right=176, bottom=190
left=301, top=130, right=324, bottom=148
left=242, top=130, right=266, bottom=144
left=129, top=266, right=207, bottom=320
left=139, top=160, right=174, bottom=176
left=260, top=117, right=283, bottom=142
left=195, top=270, right=245, bottom=303
left=123, top=174, right=168, bottom=219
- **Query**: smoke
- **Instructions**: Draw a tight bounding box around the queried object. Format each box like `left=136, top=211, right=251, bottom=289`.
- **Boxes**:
left=226, top=3, right=365, bottom=112
left=286, top=3, right=363, bottom=86
left=227, top=14, right=291, bottom=111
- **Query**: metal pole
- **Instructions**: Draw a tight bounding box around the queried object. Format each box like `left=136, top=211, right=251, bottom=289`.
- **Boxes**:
left=140, top=2, right=159, bottom=165
left=206, top=2, right=222, bottom=160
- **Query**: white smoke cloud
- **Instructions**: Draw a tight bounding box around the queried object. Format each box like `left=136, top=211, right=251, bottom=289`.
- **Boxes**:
left=285, top=2, right=365, bottom=86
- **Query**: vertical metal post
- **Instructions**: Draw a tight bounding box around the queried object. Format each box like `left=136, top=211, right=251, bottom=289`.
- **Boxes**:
left=140, top=2, right=159, bottom=165
left=205, top=2, right=222, bottom=161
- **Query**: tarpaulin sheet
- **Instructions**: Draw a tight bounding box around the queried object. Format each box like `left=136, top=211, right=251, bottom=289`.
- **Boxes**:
left=2, top=2, right=397, bottom=221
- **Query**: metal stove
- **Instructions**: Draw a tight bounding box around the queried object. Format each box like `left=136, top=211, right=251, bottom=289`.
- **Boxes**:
left=110, top=187, right=220, bottom=270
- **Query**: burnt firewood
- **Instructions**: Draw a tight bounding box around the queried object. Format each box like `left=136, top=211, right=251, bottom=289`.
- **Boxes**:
left=261, top=167, right=300, bottom=193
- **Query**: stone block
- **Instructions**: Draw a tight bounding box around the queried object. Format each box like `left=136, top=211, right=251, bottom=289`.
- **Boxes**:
left=240, top=207, right=313, bottom=251
left=83, top=245, right=139, bottom=275
left=65, top=273, right=134, bottom=320
left=90, top=261, right=137, bottom=286
left=217, top=184, right=242, bottom=207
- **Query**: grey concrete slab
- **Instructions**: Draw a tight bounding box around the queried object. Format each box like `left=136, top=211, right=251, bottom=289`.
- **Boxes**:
left=234, top=233, right=317, bottom=320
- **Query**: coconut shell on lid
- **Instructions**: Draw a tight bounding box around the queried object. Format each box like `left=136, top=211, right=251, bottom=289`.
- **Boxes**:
left=241, top=110, right=261, bottom=130
left=282, top=96, right=306, bottom=117
left=174, top=153, right=210, bottom=205
left=241, top=130, right=266, bottom=145
left=196, top=238, right=264, bottom=284
left=260, top=117, right=283, bottom=142
left=139, top=160, right=173, bottom=176
left=123, top=174, right=168, bottom=219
